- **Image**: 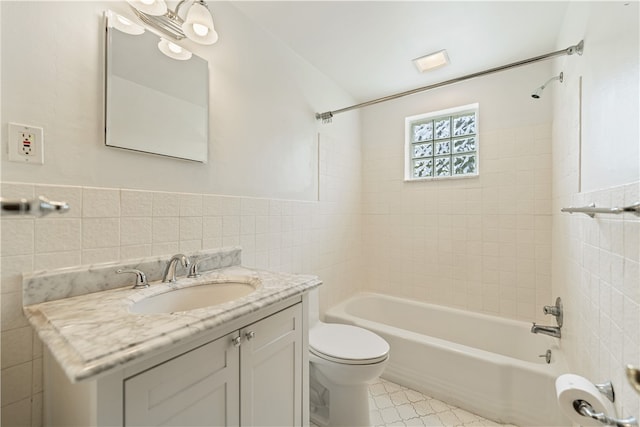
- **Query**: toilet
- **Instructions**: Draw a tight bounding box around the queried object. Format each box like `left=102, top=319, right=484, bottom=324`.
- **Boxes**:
left=308, top=289, right=389, bottom=427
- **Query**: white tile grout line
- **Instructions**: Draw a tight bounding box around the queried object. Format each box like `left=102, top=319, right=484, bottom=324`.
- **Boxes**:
left=312, top=377, right=518, bottom=427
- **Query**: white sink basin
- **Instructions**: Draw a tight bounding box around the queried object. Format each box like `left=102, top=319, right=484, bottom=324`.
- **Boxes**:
left=130, top=281, right=257, bottom=314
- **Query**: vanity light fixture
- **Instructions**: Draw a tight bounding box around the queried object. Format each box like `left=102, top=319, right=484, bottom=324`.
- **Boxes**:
left=127, top=0, right=218, bottom=45
left=107, top=10, right=194, bottom=62
left=413, top=49, right=450, bottom=73
left=158, top=38, right=193, bottom=61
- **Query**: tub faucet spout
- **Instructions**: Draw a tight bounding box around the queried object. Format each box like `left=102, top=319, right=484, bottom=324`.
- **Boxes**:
left=531, top=323, right=561, bottom=338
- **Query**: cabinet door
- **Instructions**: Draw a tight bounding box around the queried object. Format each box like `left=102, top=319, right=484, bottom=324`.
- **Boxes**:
left=124, top=332, right=240, bottom=427
left=240, top=304, right=303, bottom=427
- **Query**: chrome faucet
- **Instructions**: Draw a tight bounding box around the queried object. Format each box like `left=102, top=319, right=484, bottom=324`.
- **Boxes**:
left=531, top=297, right=563, bottom=338
left=531, top=323, right=562, bottom=338
left=162, top=254, right=191, bottom=283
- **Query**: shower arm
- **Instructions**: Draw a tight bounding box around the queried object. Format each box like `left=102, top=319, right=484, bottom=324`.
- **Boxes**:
left=540, top=74, right=562, bottom=90
left=316, top=40, right=584, bottom=122
left=531, top=72, right=563, bottom=99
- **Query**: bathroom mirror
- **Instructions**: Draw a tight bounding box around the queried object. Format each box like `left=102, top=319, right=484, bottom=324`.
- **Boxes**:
left=104, top=11, right=209, bottom=162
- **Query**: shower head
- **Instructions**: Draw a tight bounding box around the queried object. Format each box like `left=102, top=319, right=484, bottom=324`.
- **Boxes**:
left=531, top=87, right=544, bottom=99
left=531, top=72, right=563, bottom=99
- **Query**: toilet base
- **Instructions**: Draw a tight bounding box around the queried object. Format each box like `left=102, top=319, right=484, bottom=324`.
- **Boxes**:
left=310, top=362, right=373, bottom=427
left=310, top=372, right=330, bottom=426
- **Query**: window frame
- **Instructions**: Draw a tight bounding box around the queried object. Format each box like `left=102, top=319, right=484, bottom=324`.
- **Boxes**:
left=404, top=103, right=479, bottom=182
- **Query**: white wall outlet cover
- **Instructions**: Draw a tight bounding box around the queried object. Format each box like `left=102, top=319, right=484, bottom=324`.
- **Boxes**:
left=8, top=122, right=44, bottom=164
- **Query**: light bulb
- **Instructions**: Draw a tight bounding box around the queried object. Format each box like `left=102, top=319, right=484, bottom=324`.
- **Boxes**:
left=157, top=38, right=192, bottom=61
left=127, top=0, right=167, bottom=16
left=117, top=15, right=133, bottom=26
left=107, top=10, right=145, bottom=35
left=192, top=23, right=209, bottom=37
left=168, top=42, right=182, bottom=54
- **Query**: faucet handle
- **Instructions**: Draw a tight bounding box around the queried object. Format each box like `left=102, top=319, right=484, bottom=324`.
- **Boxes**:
left=117, top=268, right=149, bottom=289
left=543, top=305, right=560, bottom=316
left=543, top=297, right=563, bottom=327
left=188, top=257, right=202, bottom=278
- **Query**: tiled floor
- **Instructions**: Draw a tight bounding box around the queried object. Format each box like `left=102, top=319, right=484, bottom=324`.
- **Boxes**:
left=313, top=377, right=518, bottom=427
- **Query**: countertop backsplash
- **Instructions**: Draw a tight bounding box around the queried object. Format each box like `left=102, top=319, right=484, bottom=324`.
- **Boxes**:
left=23, top=246, right=241, bottom=306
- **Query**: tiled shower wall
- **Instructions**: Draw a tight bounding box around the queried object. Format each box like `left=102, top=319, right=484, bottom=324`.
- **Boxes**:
left=553, top=183, right=640, bottom=418
left=0, top=134, right=362, bottom=426
left=551, top=1, right=640, bottom=417
left=362, top=123, right=553, bottom=323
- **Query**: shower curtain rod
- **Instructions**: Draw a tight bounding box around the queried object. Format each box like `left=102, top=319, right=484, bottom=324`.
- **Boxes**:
left=315, top=40, right=584, bottom=123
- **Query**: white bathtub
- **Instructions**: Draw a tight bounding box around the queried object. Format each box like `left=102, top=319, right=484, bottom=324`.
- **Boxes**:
left=325, top=292, right=569, bottom=426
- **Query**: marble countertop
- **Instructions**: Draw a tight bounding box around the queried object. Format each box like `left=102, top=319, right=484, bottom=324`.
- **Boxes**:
left=24, top=265, right=321, bottom=383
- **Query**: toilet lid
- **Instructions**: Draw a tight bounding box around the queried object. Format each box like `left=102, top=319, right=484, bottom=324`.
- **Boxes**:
left=309, top=323, right=389, bottom=365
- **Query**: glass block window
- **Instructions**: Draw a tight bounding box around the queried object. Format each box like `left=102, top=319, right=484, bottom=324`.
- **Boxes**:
left=405, top=104, right=479, bottom=181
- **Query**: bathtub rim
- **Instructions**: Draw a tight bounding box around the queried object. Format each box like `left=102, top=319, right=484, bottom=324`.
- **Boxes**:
left=326, top=292, right=563, bottom=372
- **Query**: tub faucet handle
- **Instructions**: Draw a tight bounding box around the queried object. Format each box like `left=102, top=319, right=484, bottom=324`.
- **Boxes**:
left=543, top=305, right=560, bottom=316
left=543, top=297, right=563, bottom=327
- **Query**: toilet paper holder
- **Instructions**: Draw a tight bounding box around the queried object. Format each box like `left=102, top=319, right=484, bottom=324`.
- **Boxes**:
left=573, top=399, right=637, bottom=427
left=572, top=381, right=638, bottom=427
left=594, top=381, right=615, bottom=403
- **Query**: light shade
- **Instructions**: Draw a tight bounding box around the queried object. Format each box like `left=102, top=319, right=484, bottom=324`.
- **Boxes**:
left=413, top=49, right=450, bottom=73
left=158, top=38, right=193, bottom=61
left=127, top=0, right=167, bottom=16
left=182, top=1, right=218, bottom=45
left=107, top=10, right=145, bottom=35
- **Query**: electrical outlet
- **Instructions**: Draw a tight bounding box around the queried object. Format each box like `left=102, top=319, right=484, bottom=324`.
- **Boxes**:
left=8, top=122, right=44, bottom=164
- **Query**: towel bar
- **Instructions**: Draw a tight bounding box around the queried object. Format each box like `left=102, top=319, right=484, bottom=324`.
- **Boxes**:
left=1, top=196, right=70, bottom=217
left=560, top=202, right=640, bottom=218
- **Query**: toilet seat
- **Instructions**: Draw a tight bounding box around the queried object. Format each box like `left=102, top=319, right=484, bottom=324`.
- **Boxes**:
left=309, top=323, right=389, bottom=365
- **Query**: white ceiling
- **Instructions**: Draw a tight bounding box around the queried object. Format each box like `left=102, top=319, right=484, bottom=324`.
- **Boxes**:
left=232, top=1, right=570, bottom=103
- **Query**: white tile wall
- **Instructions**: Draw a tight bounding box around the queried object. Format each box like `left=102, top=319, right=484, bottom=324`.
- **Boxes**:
left=0, top=131, right=362, bottom=426
left=362, top=124, right=554, bottom=322
left=550, top=1, right=640, bottom=415
left=552, top=182, right=640, bottom=420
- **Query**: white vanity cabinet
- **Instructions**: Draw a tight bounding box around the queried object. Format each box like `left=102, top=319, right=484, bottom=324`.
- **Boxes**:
left=123, top=330, right=241, bottom=426
left=240, top=303, right=303, bottom=427
left=44, top=297, right=308, bottom=427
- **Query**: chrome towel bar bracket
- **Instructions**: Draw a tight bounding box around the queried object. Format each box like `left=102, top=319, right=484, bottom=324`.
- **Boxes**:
left=561, top=202, right=640, bottom=218
left=1, top=196, right=70, bottom=217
